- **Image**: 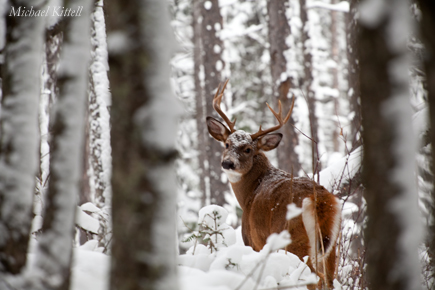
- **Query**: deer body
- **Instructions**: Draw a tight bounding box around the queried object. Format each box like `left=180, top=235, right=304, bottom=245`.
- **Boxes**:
left=206, top=81, right=341, bottom=288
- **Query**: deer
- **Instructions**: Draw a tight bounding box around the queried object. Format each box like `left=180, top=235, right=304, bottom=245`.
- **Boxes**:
left=206, top=80, right=342, bottom=289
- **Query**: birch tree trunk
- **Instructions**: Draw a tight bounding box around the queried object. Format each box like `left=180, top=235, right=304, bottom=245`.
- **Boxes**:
left=201, top=0, right=228, bottom=206
left=109, top=0, right=179, bottom=289
left=415, top=0, right=435, bottom=279
left=359, top=0, right=422, bottom=289
left=34, top=0, right=93, bottom=289
left=0, top=0, right=45, bottom=275
left=267, top=0, right=301, bottom=175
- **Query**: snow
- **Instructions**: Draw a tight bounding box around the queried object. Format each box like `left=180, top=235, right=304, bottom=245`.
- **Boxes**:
left=306, top=1, right=349, bottom=13
left=70, top=248, right=110, bottom=290
left=204, top=1, right=212, bottom=10
left=179, top=206, right=318, bottom=290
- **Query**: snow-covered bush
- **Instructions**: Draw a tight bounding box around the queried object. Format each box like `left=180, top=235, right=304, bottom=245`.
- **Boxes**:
left=179, top=205, right=318, bottom=290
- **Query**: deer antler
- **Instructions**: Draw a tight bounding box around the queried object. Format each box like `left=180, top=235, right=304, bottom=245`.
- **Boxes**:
left=213, top=79, right=237, bottom=133
left=250, top=96, right=295, bottom=140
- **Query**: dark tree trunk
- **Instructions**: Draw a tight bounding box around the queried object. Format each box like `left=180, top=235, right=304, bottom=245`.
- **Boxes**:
left=0, top=0, right=45, bottom=275
left=267, top=0, right=301, bottom=176
left=108, top=0, right=179, bottom=289
left=415, top=0, right=435, bottom=280
left=359, top=2, right=422, bottom=290
left=193, top=0, right=207, bottom=206
left=299, top=0, right=320, bottom=173
left=201, top=0, right=228, bottom=206
left=346, top=0, right=362, bottom=151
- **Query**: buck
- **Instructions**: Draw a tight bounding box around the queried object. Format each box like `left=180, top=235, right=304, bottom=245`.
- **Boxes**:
left=206, top=80, right=341, bottom=288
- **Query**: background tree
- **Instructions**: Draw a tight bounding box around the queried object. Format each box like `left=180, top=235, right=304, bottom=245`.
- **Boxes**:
left=415, top=0, right=435, bottom=281
left=267, top=0, right=301, bottom=175
left=299, top=0, right=320, bottom=173
left=0, top=0, right=46, bottom=275
left=200, top=0, right=228, bottom=206
left=358, top=0, right=422, bottom=289
left=108, top=0, right=180, bottom=288
left=193, top=0, right=207, bottom=206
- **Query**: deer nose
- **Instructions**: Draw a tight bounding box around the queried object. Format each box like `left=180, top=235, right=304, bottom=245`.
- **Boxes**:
left=222, top=160, right=235, bottom=170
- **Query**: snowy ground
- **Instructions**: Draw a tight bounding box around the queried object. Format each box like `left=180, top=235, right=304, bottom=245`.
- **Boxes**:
left=68, top=149, right=362, bottom=290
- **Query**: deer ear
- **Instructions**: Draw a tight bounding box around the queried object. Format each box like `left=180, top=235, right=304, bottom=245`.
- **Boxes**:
left=257, top=133, right=282, bottom=151
left=206, top=117, right=231, bottom=142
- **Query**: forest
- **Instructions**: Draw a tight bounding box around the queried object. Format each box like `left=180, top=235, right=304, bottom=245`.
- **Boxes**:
left=0, top=0, right=434, bottom=289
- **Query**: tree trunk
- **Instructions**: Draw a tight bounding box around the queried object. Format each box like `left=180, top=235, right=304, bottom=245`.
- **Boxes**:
left=299, top=0, right=320, bottom=173
left=359, top=1, right=422, bottom=289
left=346, top=0, right=362, bottom=151
left=0, top=0, right=45, bottom=275
left=109, top=0, right=179, bottom=289
left=200, top=0, right=228, bottom=206
left=34, top=0, right=93, bottom=289
left=193, top=0, right=207, bottom=206
left=415, top=0, right=435, bottom=280
left=267, top=0, right=301, bottom=176
left=88, top=0, right=112, bottom=208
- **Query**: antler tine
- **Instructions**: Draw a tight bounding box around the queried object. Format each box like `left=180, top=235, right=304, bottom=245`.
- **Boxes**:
left=250, top=96, right=295, bottom=140
left=212, top=79, right=236, bottom=133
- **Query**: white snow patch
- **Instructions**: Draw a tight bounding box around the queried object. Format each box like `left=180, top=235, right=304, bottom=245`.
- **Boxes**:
left=204, top=1, right=212, bottom=10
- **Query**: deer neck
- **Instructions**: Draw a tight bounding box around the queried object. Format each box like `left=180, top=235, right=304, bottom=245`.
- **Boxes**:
left=229, top=152, right=272, bottom=210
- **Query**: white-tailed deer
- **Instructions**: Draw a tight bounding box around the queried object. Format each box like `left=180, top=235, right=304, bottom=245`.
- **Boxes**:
left=206, top=80, right=341, bottom=288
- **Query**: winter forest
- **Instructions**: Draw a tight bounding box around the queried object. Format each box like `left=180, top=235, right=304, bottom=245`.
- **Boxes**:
left=0, top=0, right=435, bottom=289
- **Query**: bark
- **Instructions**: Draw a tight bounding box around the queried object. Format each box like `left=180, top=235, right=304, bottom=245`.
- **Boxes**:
left=415, top=0, right=435, bottom=280
left=359, top=1, right=422, bottom=289
left=88, top=0, right=112, bottom=208
left=109, top=0, right=179, bottom=289
left=266, top=0, right=301, bottom=176
left=35, top=0, right=93, bottom=289
left=330, top=0, right=340, bottom=153
left=299, top=0, right=320, bottom=173
left=201, top=0, right=228, bottom=206
left=193, top=0, right=207, bottom=206
left=346, top=0, right=362, bottom=151
left=0, top=0, right=45, bottom=275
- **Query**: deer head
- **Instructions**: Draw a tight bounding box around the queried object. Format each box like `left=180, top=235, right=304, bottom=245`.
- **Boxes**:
left=206, top=79, right=295, bottom=183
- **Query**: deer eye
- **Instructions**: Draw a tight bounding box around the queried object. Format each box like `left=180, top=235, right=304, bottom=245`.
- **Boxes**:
left=244, top=148, right=251, bottom=154
left=225, top=143, right=229, bottom=149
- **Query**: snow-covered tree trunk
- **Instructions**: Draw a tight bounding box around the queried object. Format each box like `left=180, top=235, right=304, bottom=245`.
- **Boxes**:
left=201, top=0, right=228, bottom=206
left=267, top=0, right=301, bottom=175
left=415, top=0, right=435, bottom=280
left=88, top=0, right=112, bottom=208
left=193, top=0, right=207, bottom=206
left=34, top=0, right=93, bottom=288
left=0, top=0, right=45, bottom=275
left=299, top=0, right=320, bottom=173
left=109, top=0, right=180, bottom=288
left=359, top=0, right=422, bottom=289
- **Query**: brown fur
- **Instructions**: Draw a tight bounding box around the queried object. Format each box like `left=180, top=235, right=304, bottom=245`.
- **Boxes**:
left=207, top=116, right=341, bottom=289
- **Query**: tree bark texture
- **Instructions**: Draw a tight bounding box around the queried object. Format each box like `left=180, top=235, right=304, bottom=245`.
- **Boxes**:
left=0, top=0, right=45, bottom=275
left=415, top=0, right=435, bottom=279
left=359, top=1, right=422, bottom=289
left=200, top=0, right=229, bottom=206
left=108, top=0, right=179, bottom=289
left=266, top=0, right=301, bottom=176
left=35, top=0, right=93, bottom=289
left=299, top=0, right=320, bottom=173
left=345, top=0, right=362, bottom=151
left=193, top=0, right=207, bottom=206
